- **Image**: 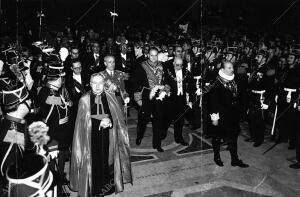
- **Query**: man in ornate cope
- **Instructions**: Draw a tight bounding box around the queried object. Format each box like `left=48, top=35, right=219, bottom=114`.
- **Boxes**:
left=70, top=73, right=132, bottom=197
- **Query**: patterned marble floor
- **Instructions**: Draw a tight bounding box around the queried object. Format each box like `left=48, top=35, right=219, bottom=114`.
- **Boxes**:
left=66, top=108, right=300, bottom=197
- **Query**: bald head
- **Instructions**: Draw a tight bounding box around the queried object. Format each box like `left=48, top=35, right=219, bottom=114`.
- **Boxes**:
left=104, top=55, right=115, bottom=71
left=222, top=61, right=234, bottom=76
left=173, top=57, right=183, bottom=71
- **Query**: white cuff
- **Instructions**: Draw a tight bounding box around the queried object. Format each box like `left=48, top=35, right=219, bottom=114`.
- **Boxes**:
left=261, top=104, right=269, bottom=110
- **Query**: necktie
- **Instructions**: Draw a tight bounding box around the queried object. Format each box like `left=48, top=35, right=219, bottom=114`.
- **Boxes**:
left=95, top=54, right=99, bottom=66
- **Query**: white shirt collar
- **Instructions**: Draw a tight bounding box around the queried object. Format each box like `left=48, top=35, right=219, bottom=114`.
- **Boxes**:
left=94, top=53, right=100, bottom=58
left=218, top=69, right=234, bottom=81
left=106, top=69, right=114, bottom=75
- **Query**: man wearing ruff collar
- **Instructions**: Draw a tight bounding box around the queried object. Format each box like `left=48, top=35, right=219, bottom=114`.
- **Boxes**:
left=70, top=73, right=132, bottom=197
left=208, top=61, right=249, bottom=168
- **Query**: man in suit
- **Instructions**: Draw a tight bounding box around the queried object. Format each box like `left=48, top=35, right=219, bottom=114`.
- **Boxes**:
left=115, top=43, right=135, bottom=112
left=115, top=43, right=134, bottom=72
left=184, top=50, right=202, bottom=130
left=164, top=57, right=194, bottom=145
left=65, top=58, right=90, bottom=113
left=64, top=45, right=81, bottom=74
left=163, top=46, right=184, bottom=73
left=85, top=42, right=105, bottom=75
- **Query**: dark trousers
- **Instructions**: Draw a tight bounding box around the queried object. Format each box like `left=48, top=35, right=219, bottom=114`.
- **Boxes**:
left=212, top=135, right=239, bottom=161
left=202, top=96, right=210, bottom=136
left=278, top=104, right=298, bottom=146
left=137, top=100, right=166, bottom=148
left=296, top=111, right=300, bottom=161
left=186, top=98, right=202, bottom=129
left=248, top=104, right=266, bottom=144
left=165, top=95, right=187, bottom=142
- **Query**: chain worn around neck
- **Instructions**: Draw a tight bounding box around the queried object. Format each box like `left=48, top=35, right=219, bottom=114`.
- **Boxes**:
left=167, top=68, right=188, bottom=83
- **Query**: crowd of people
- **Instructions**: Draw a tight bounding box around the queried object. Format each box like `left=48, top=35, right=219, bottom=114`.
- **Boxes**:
left=0, top=24, right=300, bottom=196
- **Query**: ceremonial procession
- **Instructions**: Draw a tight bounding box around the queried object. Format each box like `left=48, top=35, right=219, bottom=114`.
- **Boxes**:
left=0, top=0, right=300, bottom=196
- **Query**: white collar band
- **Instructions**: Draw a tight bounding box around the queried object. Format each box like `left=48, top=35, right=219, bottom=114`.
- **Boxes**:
left=218, top=69, right=234, bottom=81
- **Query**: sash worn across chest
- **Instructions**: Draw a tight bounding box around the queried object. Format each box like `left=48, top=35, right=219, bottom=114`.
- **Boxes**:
left=73, top=78, right=85, bottom=93
left=142, top=62, right=163, bottom=88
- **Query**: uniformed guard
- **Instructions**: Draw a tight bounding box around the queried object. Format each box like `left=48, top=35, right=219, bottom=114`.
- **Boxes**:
left=247, top=51, right=272, bottom=147
left=36, top=58, right=72, bottom=197
left=276, top=51, right=300, bottom=149
left=0, top=82, right=33, bottom=191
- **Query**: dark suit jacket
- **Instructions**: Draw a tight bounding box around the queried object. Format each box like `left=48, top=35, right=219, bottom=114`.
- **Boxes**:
left=83, top=52, right=105, bottom=74
left=164, top=66, right=195, bottom=103
left=115, top=52, right=135, bottom=73
left=65, top=71, right=90, bottom=103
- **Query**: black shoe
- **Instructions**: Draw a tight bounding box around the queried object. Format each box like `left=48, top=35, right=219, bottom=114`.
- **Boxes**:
left=289, top=162, right=300, bottom=169
left=253, top=142, right=263, bottom=147
left=63, top=173, right=70, bottom=185
left=176, top=140, right=189, bottom=146
left=231, top=159, right=249, bottom=168
left=136, top=138, right=142, bottom=146
left=155, top=147, right=164, bottom=152
left=244, top=138, right=253, bottom=142
left=191, top=126, right=201, bottom=131
left=214, top=157, right=224, bottom=167
left=288, top=145, right=296, bottom=150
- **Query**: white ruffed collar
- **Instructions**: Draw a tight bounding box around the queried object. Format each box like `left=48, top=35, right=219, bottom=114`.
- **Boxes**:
left=218, top=69, right=234, bottom=81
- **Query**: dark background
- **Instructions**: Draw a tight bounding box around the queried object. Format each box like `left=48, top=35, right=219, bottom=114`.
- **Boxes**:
left=0, top=0, right=299, bottom=36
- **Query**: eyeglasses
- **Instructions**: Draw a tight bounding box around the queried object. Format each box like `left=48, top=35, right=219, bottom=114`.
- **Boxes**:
left=175, top=64, right=183, bottom=67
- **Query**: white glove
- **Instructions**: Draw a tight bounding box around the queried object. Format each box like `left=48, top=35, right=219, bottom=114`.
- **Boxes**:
left=275, top=95, right=278, bottom=103
left=196, top=88, right=202, bottom=96
left=23, top=59, right=32, bottom=68
left=124, top=97, right=130, bottom=104
left=0, top=60, right=3, bottom=74
left=100, top=118, right=112, bottom=129
left=261, top=103, right=269, bottom=110
left=156, top=91, right=167, bottom=101
left=210, top=113, right=220, bottom=121
left=149, top=85, right=161, bottom=100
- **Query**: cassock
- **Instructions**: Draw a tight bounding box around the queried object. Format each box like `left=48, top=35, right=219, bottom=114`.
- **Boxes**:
left=70, top=91, right=132, bottom=197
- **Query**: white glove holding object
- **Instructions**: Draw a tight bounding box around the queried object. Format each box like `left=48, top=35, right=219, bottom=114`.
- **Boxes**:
left=261, top=103, right=269, bottom=110
left=100, top=118, right=112, bottom=129
left=196, top=88, right=202, bottom=96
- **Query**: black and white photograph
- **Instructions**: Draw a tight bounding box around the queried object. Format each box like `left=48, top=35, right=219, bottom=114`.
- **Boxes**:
left=0, top=0, right=300, bottom=196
